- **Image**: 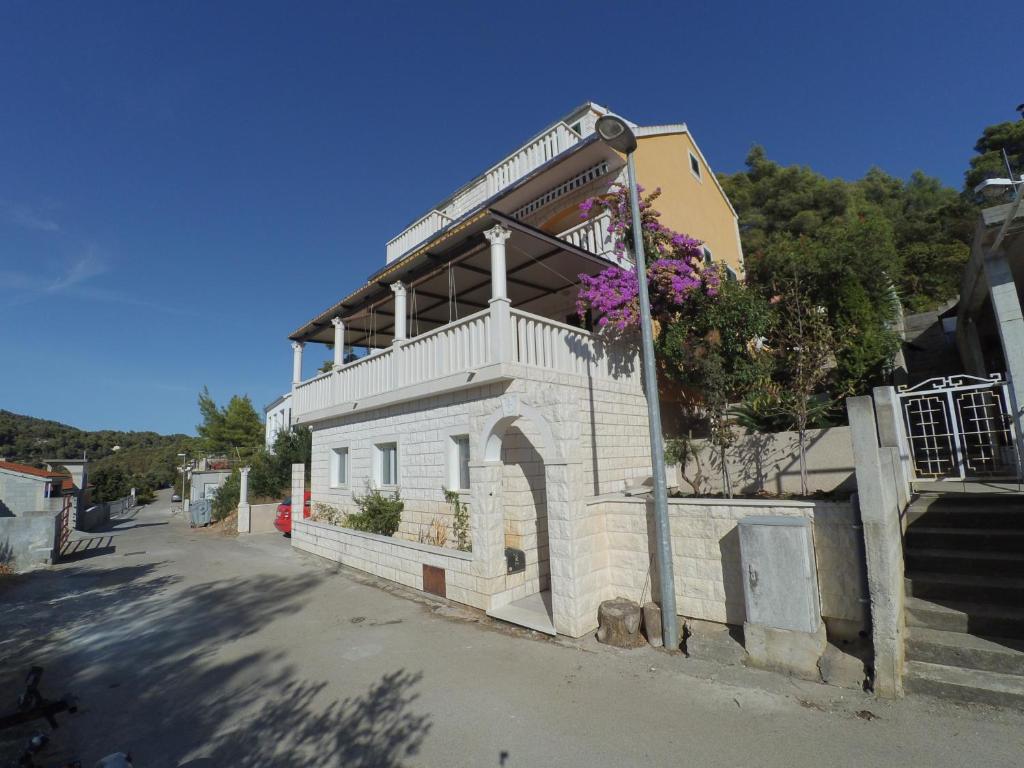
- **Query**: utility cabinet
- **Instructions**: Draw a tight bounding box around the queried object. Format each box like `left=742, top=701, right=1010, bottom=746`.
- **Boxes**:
left=738, top=516, right=821, bottom=633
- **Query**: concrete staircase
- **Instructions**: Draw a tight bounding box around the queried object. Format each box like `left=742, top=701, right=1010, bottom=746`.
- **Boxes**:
left=903, top=492, right=1024, bottom=707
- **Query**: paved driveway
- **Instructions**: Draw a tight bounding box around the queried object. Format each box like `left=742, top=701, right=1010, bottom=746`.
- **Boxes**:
left=2, top=488, right=1022, bottom=767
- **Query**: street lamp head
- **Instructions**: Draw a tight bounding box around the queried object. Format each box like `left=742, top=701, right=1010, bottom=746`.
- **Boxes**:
left=974, top=177, right=1019, bottom=202
left=595, top=114, right=637, bottom=154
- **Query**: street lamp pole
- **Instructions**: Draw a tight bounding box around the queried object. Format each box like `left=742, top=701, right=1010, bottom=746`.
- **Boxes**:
left=595, top=114, right=679, bottom=650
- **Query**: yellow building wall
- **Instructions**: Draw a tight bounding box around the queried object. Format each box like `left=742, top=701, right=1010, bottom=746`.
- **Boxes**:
left=633, top=132, right=743, bottom=274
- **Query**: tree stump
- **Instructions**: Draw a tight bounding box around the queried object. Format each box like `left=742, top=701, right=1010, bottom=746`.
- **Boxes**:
left=596, top=598, right=645, bottom=648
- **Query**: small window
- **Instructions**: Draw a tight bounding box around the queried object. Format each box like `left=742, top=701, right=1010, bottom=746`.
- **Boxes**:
left=376, top=442, right=398, bottom=487
left=330, top=447, right=349, bottom=487
left=702, top=247, right=713, bottom=265
left=449, top=435, right=471, bottom=491
left=725, top=265, right=738, bottom=282
left=689, top=151, right=702, bottom=180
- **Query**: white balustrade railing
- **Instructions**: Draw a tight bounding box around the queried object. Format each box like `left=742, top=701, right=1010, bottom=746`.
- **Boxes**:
left=557, top=211, right=615, bottom=258
left=387, top=122, right=582, bottom=264
left=386, top=210, right=453, bottom=263
left=395, top=309, right=491, bottom=389
left=486, top=123, right=580, bottom=196
left=511, top=309, right=635, bottom=384
left=294, top=307, right=637, bottom=418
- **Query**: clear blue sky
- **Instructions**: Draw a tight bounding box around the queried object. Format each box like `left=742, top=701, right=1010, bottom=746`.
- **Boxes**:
left=0, top=1, right=1017, bottom=435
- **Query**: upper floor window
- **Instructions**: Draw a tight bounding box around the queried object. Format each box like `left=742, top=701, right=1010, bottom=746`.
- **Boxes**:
left=702, top=247, right=713, bottom=265
left=725, top=265, right=738, bottom=282
left=689, top=151, right=702, bottom=181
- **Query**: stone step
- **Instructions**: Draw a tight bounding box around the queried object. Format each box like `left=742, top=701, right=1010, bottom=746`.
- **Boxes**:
left=905, top=571, right=1024, bottom=605
left=906, top=504, right=1024, bottom=528
left=905, top=660, right=1024, bottom=708
left=905, top=548, right=1024, bottom=577
left=906, top=527, right=1024, bottom=552
left=905, top=596, right=1024, bottom=639
left=906, top=626, right=1024, bottom=676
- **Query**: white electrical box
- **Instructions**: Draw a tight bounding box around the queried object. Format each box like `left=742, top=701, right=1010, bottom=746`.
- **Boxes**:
left=738, top=516, right=821, bottom=633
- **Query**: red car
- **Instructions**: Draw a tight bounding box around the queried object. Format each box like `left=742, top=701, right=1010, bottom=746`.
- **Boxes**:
left=274, top=490, right=311, bottom=535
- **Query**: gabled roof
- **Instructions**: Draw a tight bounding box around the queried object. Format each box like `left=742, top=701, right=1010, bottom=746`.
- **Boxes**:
left=0, top=460, right=68, bottom=480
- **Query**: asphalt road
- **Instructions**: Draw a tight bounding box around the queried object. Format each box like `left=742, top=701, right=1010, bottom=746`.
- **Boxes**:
left=2, top=488, right=1023, bottom=767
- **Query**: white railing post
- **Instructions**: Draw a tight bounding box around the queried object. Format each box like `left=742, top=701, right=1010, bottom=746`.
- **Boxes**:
left=485, top=224, right=513, bottom=363
left=291, top=341, right=304, bottom=385
left=331, top=317, right=345, bottom=369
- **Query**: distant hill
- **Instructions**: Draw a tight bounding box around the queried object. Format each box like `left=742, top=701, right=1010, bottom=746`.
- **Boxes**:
left=0, top=409, right=190, bottom=466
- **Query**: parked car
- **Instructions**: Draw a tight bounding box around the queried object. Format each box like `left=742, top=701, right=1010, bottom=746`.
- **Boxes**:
left=274, top=490, right=311, bottom=535
left=171, top=493, right=182, bottom=503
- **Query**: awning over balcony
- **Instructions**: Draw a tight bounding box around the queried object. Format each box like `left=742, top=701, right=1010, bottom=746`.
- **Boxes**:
left=289, top=210, right=618, bottom=349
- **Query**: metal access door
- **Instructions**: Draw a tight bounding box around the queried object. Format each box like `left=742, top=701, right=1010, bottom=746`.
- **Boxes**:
left=897, top=374, right=1021, bottom=481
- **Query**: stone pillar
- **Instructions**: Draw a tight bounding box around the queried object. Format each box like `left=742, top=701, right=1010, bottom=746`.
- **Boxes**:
left=848, top=396, right=905, bottom=698
left=873, top=386, right=911, bottom=514
left=983, top=249, right=1024, bottom=468
left=291, top=341, right=304, bottom=385
left=237, top=466, right=251, bottom=533
left=484, top=224, right=513, bottom=363
left=331, top=317, right=345, bottom=368
left=391, top=282, right=408, bottom=343
left=544, top=459, right=598, bottom=638
left=468, top=461, right=505, bottom=585
left=290, top=463, right=305, bottom=548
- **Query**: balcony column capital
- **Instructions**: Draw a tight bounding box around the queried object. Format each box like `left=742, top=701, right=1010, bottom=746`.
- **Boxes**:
left=484, top=224, right=511, bottom=301
left=331, top=317, right=346, bottom=367
left=291, top=341, right=304, bottom=384
left=391, top=281, right=408, bottom=343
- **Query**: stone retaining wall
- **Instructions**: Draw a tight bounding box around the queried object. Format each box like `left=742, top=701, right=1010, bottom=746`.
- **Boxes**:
left=292, top=517, right=484, bottom=608
left=595, top=496, right=867, bottom=635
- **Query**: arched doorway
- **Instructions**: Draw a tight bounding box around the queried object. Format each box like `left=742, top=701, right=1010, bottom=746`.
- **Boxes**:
left=474, top=395, right=589, bottom=637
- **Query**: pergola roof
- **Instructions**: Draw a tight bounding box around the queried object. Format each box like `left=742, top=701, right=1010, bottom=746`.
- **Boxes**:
left=290, top=210, right=616, bottom=348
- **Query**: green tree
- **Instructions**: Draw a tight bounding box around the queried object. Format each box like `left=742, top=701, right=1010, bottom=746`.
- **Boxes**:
left=965, top=119, right=1024, bottom=191
left=196, top=387, right=264, bottom=455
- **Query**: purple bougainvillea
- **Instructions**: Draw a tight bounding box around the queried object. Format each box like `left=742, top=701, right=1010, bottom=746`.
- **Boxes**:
left=576, top=184, right=719, bottom=331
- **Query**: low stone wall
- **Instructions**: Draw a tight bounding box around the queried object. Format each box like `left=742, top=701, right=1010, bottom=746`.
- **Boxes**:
left=0, top=511, right=61, bottom=572
left=594, top=495, right=867, bottom=636
left=249, top=502, right=279, bottom=533
left=292, top=518, right=485, bottom=608
left=685, top=427, right=856, bottom=497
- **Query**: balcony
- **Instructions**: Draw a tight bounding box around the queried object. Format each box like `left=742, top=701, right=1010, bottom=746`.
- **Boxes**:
left=293, top=307, right=636, bottom=422
left=556, top=211, right=616, bottom=260
left=386, top=121, right=582, bottom=264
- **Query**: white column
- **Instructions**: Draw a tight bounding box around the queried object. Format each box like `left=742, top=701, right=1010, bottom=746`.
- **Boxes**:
left=291, top=341, right=305, bottom=384
left=484, top=224, right=512, bottom=300
left=485, top=224, right=513, bottom=364
left=331, top=317, right=345, bottom=368
left=391, top=282, right=408, bottom=343
left=238, top=466, right=251, bottom=533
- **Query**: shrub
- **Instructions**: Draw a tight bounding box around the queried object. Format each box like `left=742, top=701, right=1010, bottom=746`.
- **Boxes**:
left=211, top=469, right=240, bottom=521
left=443, top=488, right=471, bottom=552
left=312, top=502, right=347, bottom=526
left=347, top=488, right=403, bottom=537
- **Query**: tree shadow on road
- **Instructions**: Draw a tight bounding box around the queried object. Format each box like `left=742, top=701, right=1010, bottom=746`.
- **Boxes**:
left=0, top=554, right=432, bottom=767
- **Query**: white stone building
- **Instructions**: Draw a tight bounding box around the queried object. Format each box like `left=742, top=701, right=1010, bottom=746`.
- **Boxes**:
left=285, top=102, right=747, bottom=637
left=264, top=392, right=293, bottom=451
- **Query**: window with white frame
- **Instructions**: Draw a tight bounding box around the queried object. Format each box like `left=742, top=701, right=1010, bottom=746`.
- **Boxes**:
left=689, top=150, right=702, bottom=181
left=448, top=434, right=471, bottom=491
left=330, top=447, right=349, bottom=488
left=702, top=246, right=713, bottom=265
left=375, top=442, right=398, bottom=487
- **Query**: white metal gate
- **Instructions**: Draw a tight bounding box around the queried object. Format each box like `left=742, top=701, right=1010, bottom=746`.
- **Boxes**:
left=897, top=373, right=1020, bottom=481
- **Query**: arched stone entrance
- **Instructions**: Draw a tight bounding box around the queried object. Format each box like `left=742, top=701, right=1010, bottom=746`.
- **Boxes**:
left=471, top=395, right=592, bottom=637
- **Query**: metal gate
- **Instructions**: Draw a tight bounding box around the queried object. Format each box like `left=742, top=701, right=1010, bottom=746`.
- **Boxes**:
left=897, top=373, right=1021, bottom=481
